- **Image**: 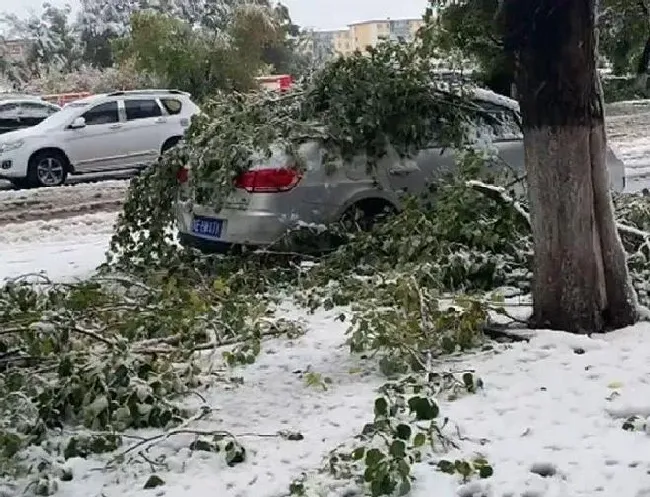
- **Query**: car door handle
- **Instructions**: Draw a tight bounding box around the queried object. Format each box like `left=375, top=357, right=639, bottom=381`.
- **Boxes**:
left=109, top=123, right=122, bottom=129
left=155, top=117, right=166, bottom=123
left=388, top=169, right=410, bottom=177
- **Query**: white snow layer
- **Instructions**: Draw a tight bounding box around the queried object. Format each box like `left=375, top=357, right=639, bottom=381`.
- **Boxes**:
left=0, top=212, right=115, bottom=282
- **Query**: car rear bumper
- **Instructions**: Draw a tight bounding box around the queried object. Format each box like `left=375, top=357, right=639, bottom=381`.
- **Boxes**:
left=175, top=202, right=293, bottom=250
left=179, top=233, right=243, bottom=254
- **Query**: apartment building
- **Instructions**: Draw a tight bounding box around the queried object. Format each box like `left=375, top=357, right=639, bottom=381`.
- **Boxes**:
left=307, top=18, right=425, bottom=60
left=0, top=39, right=33, bottom=63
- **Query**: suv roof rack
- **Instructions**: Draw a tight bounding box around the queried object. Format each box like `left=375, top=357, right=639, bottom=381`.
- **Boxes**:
left=107, top=89, right=189, bottom=97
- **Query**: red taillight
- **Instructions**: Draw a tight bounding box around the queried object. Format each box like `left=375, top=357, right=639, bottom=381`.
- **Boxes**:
left=177, top=166, right=189, bottom=184
left=234, top=168, right=301, bottom=193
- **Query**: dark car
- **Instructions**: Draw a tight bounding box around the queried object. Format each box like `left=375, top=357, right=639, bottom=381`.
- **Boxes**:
left=0, top=97, right=61, bottom=134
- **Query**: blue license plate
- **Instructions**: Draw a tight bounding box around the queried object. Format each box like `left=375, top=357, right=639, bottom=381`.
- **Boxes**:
left=191, top=217, right=223, bottom=238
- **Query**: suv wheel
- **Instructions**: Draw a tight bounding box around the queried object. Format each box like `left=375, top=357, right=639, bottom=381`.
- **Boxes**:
left=28, top=151, right=68, bottom=188
left=10, top=178, right=30, bottom=190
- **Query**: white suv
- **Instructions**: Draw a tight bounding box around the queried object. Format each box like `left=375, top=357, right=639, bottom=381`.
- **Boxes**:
left=0, top=89, right=200, bottom=188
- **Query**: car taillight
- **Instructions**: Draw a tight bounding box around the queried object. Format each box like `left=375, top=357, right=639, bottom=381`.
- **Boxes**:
left=177, top=166, right=189, bottom=184
left=234, top=168, right=301, bottom=193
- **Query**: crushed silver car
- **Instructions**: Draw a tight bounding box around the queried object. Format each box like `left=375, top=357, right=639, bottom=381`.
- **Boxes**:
left=175, top=89, right=626, bottom=252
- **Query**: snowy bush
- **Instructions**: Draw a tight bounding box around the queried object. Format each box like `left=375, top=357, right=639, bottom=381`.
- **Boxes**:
left=22, top=60, right=162, bottom=95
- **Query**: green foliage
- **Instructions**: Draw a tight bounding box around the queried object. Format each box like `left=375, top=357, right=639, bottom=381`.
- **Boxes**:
left=114, top=8, right=280, bottom=100
left=430, top=0, right=513, bottom=95
left=602, top=76, right=650, bottom=103
left=600, top=0, right=650, bottom=76
left=0, top=270, right=301, bottom=482
left=317, top=372, right=487, bottom=496
left=437, top=457, right=493, bottom=481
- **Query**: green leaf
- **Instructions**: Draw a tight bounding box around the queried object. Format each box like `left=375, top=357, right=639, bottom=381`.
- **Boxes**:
left=407, top=396, right=439, bottom=420
left=374, top=397, right=389, bottom=417
left=437, top=459, right=455, bottom=474
left=413, top=432, right=426, bottom=447
left=395, top=424, right=412, bottom=440
left=397, top=458, right=411, bottom=478
left=352, top=447, right=365, bottom=460
left=398, top=480, right=411, bottom=496
left=479, top=464, right=494, bottom=478
left=454, top=459, right=472, bottom=476
left=365, top=448, right=385, bottom=466
left=143, top=475, right=165, bottom=489
left=389, top=440, right=406, bottom=459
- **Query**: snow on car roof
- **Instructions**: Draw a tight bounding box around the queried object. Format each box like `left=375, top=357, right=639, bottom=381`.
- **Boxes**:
left=471, top=87, right=520, bottom=112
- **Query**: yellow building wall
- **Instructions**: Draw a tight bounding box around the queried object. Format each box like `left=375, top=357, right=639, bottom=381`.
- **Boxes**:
left=325, top=18, right=424, bottom=58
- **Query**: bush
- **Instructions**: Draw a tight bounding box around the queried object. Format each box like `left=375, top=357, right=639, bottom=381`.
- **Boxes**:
left=22, top=59, right=162, bottom=95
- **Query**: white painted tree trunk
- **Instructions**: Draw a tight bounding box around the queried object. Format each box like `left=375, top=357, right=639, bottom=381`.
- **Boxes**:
left=504, top=0, right=637, bottom=333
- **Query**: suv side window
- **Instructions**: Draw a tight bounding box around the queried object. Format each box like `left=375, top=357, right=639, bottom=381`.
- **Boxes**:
left=160, top=98, right=182, bottom=115
left=0, top=103, right=19, bottom=118
left=18, top=102, right=57, bottom=118
left=82, top=101, right=119, bottom=125
left=124, top=99, right=162, bottom=120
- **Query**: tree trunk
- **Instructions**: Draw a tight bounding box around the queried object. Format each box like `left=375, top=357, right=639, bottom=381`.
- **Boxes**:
left=635, top=35, right=650, bottom=90
left=502, top=0, right=637, bottom=333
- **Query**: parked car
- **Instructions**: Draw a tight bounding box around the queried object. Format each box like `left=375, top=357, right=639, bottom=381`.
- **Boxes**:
left=0, top=97, right=61, bottom=135
left=0, top=89, right=200, bottom=188
left=175, top=89, right=627, bottom=253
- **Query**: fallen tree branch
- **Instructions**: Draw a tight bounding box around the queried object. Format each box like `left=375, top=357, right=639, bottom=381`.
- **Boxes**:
left=466, top=179, right=650, bottom=241
left=465, top=180, right=530, bottom=225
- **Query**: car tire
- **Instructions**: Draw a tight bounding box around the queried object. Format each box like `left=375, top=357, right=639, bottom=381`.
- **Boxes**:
left=10, top=178, right=30, bottom=190
left=340, top=201, right=396, bottom=233
left=161, top=137, right=181, bottom=157
left=27, top=151, right=68, bottom=188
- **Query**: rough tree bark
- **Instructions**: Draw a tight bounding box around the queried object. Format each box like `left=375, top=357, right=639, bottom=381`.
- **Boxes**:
left=502, top=0, right=638, bottom=333
left=635, top=35, right=650, bottom=89
left=635, top=1, right=650, bottom=89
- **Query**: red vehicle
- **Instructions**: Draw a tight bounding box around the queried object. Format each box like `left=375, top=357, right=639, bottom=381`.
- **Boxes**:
left=41, top=92, right=92, bottom=107
left=255, top=75, right=293, bottom=92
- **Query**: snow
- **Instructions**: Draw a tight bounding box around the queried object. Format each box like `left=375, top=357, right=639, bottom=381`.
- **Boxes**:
left=0, top=212, right=115, bottom=282
left=472, top=87, right=520, bottom=113
left=4, top=101, right=650, bottom=497
left=54, top=305, right=387, bottom=497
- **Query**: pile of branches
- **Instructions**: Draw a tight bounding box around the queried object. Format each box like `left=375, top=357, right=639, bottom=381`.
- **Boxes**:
left=0, top=270, right=302, bottom=488
left=107, top=39, right=502, bottom=270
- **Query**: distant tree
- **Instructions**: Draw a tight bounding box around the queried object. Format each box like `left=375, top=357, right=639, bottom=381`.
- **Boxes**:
left=432, top=0, right=514, bottom=95
left=600, top=0, right=650, bottom=83
left=115, top=5, right=278, bottom=100
left=1, top=3, right=81, bottom=78
left=502, top=0, right=638, bottom=332
left=260, top=3, right=312, bottom=77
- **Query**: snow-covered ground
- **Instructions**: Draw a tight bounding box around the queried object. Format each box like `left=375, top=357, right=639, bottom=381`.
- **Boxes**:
left=0, top=212, right=116, bottom=282
left=2, top=106, right=650, bottom=496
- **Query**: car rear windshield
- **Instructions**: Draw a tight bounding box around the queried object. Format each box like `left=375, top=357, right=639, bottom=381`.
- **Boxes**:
left=161, top=98, right=182, bottom=115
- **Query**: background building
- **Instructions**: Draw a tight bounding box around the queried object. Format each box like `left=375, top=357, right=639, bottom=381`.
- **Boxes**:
left=0, top=39, right=33, bottom=63
left=307, top=18, right=424, bottom=61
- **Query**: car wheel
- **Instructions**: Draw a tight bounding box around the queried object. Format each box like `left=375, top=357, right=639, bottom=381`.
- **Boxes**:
left=160, top=137, right=181, bottom=157
left=27, top=151, right=68, bottom=187
left=340, top=201, right=396, bottom=233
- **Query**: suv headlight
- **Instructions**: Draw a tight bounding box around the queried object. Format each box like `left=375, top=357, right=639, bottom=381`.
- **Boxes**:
left=0, top=139, right=25, bottom=153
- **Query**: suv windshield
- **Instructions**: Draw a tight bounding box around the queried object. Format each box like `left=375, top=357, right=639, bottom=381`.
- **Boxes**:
left=35, top=102, right=89, bottom=128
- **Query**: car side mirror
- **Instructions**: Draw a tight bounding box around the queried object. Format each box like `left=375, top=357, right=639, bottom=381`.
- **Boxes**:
left=69, top=117, right=86, bottom=129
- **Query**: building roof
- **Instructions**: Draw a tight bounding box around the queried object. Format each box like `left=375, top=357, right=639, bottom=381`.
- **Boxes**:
left=347, top=17, right=423, bottom=27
